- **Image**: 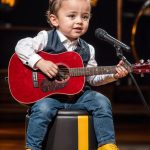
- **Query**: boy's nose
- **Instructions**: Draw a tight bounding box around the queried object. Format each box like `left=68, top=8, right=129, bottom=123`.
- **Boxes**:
left=76, top=16, right=83, bottom=23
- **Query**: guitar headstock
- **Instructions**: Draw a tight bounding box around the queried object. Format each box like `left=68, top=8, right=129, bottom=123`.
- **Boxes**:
left=132, top=59, right=150, bottom=74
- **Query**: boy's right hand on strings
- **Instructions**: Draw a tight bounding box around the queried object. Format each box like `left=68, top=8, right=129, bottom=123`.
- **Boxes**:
left=35, top=59, right=58, bottom=78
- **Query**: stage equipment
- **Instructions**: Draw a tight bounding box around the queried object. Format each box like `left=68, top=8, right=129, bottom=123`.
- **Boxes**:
left=95, top=28, right=130, bottom=52
left=95, top=27, right=150, bottom=115
left=131, top=0, right=150, bottom=62
left=26, top=110, right=97, bottom=150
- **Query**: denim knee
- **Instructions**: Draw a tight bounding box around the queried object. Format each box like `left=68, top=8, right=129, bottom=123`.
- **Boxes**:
left=31, top=98, right=59, bottom=121
left=98, top=94, right=111, bottom=110
left=91, top=92, right=112, bottom=113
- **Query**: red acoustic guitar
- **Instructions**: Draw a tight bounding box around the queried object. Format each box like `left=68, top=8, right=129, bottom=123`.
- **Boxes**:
left=8, top=51, right=150, bottom=104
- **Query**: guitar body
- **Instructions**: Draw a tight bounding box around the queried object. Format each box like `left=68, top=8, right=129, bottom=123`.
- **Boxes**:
left=8, top=51, right=85, bottom=104
left=8, top=50, right=150, bottom=104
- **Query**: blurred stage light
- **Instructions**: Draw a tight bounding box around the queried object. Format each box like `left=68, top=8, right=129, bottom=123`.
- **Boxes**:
left=1, top=0, right=15, bottom=7
left=91, top=0, right=98, bottom=7
left=0, top=0, right=16, bottom=12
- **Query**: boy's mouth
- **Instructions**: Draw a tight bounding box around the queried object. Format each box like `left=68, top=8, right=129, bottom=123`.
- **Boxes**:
left=73, top=27, right=82, bottom=32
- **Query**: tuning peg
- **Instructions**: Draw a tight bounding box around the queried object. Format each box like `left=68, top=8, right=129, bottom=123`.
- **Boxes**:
left=140, top=59, right=144, bottom=63
left=141, top=73, right=144, bottom=77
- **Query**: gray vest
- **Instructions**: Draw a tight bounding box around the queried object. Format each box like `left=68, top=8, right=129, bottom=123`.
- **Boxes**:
left=44, top=29, right=90, bottom=67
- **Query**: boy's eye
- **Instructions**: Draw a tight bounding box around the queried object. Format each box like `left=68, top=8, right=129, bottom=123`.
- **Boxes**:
left=68, top=15, right=76, bottom=19
left=67, top=14, right=91, bottom=21
left=82, top=15, right=90, bottom=21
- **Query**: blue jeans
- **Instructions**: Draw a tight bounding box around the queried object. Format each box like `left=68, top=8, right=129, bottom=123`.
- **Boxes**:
left=26, top=90, right=116, bottom=150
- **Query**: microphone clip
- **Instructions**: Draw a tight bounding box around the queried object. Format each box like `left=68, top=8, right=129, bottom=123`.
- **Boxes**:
left=115, top=44, right=132, bottom=68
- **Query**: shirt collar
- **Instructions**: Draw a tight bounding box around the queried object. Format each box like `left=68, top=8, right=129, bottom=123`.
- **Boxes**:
left=56, top=30, right=79, bottom=46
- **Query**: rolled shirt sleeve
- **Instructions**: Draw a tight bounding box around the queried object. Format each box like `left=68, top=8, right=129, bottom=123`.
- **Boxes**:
left=15, top=30, right=48, bottom=69
left=86, top=44, right=117, bottom=86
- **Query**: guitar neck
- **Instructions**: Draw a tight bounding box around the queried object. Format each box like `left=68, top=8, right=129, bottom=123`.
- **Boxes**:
left=69, top=66, right=117, bottom=77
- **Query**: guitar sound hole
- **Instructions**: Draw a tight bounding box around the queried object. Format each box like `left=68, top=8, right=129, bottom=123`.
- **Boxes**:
left=55, top=65, right=69, bottom=82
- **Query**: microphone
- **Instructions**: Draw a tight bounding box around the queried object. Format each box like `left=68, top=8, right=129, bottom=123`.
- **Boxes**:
left=95, top=28, right=130, bottom=52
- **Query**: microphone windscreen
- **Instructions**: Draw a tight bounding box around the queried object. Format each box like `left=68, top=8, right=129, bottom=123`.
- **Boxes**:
left=95, top=28, right=107, bottom=39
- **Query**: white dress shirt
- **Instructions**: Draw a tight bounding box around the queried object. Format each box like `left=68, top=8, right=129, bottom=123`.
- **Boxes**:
left=15, top=30, right=116, bottom=86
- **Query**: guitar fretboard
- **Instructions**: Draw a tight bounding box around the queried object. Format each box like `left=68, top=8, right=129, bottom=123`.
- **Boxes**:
left=69, top=66, right=117, bottom=76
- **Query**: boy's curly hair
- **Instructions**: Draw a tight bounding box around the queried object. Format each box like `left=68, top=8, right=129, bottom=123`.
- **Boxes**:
left=46, top=0, right=62, bottom=27
left=46, top=0, right=93, bottom=27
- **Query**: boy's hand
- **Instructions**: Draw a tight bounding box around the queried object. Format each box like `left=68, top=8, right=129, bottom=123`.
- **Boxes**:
left=35, top=59, right=58, bottom=78
left=114, top=60, right=128, bottom=79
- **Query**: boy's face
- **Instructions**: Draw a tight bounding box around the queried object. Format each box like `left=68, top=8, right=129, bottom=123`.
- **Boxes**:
left=50, top=0, right=91, bottom=41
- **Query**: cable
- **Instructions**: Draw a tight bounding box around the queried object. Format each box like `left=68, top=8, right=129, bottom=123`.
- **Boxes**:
left=116, top=46, right=150, bottom=116
left=129, top=72, right=150, bottom=116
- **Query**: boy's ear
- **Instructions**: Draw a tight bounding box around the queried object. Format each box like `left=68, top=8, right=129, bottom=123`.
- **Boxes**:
left=49, top=14, right=59, bottom=27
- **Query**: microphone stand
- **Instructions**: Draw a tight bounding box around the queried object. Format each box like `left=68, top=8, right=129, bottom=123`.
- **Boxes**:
left=114, top=45, right=150, bottom=115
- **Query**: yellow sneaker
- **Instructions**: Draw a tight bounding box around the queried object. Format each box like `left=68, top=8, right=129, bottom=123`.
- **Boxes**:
left=97, top=143, right=119, bottom=150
